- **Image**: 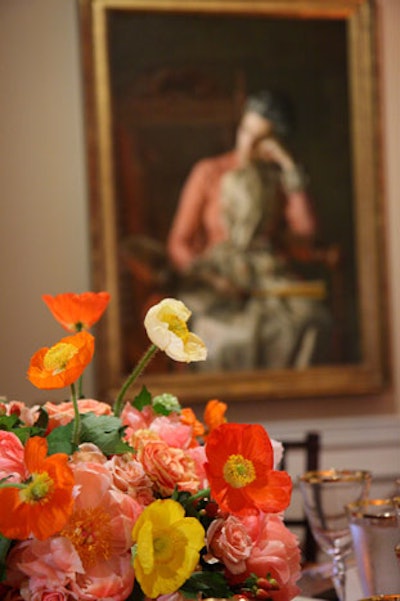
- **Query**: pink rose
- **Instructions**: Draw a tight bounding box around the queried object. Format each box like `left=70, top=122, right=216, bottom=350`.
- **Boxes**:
left=0, top=431, right=28, bottom=482
left=24, top=582, right=72, bottom=601
left=0, top=401, right=40, bottom=427
left=44, top=399, right=111, bottom=431
left=207, top=515, right=252, bottom=574
left=240, top=513, right=301, bottom=601
left=138, top=440, right=201, bottom=495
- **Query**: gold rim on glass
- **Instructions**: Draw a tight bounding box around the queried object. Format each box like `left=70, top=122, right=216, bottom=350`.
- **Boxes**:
left=299, top=469, right=371, bottom=484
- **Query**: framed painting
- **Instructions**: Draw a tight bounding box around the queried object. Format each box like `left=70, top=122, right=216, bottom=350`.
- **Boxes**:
left=78, top=0, right=388, bottom=403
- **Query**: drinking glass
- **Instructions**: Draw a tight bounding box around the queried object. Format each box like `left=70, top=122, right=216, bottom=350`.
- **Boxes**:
left=299, top=469, right=371, bottom=601
left=346, top=498, right=400, bottom=595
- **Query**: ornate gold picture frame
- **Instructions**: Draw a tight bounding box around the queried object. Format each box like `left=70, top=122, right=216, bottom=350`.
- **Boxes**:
left=79, top=0, right=388, bottom=403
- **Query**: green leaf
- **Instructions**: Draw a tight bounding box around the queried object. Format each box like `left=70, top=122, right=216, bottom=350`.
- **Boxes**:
left=152, top=402, right=170, bottom=416
left=46, top=422, right=75, bottom=455
left=132, top=386, right=152, bottom=411
left=80, top=413, right=132, bottom=455
left=35, top=406, right=49, bottom=431
left=180, top=571, right=233, bottom=599
left=0, top=536, right=12, bottom=582
left=0, top=409, right=48, bottom=444
left=0, top=414, right=20, bottom=431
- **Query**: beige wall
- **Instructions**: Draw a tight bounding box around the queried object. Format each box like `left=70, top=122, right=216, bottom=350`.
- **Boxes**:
left=0, top=0, right=399, bottom=428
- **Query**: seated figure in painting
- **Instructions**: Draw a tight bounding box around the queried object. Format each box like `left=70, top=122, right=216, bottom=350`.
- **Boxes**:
left=166, top=90, right=333, bottom=371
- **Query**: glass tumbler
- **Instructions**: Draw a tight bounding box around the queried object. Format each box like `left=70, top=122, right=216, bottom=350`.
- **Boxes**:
left=346, top=498, right=400, bottom=596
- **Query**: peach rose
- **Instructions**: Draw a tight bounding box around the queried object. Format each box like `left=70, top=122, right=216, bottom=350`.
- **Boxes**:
left=44, top=399, right=111, bottom=431
left=207, top=515, right=252, bottom=574
left=70, top=442, right=107, bottom=465
left=0, top=431, right=28, bottom=482
left=105, top=453, right=155, bottom=506
left=138, top=440, right=201, bottom=495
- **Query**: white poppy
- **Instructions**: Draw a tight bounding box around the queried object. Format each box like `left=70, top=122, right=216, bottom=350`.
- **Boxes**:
left=144, top=298, right=207, bottom=363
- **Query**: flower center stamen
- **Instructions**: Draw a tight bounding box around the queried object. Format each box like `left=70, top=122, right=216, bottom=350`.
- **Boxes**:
left=223, top=453, right=256, bottom=488
left=20, top=472, right=54, bottom=504
left=61, top=506, right=112, bottom=569
left=160, top=310, right=189, bottom=341
left=43, top=342, right=79, bottom=374
left=153, top=529, right=183, bottom=563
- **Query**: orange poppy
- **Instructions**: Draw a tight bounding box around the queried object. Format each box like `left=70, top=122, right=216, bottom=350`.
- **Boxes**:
left=180, top=407, right=205, bottom=446
left=42, top=291, right=110, bottom=332
left=0, top=436, right=74, bottom=540
left=205, top=423, right=292, bottom=516
left=27, top=331, right=94, bottom=389
left=204, top=399, right=227, bottom=433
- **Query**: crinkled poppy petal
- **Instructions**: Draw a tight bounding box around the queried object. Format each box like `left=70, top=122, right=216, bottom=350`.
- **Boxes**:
left=204, top=399, right=227, bottom=432
left=27, top=331, right=94, bottom=389
left=23, top=436, right=48, bottom=472
left=42, top=292, right=110, bottom=332
left=205, top=423, right=290, bottom=516
left=144, top=298, right=207, bottom=362
left=245, top=470, right=292, bottom=514
left=0, top=437, right=74, bottom=540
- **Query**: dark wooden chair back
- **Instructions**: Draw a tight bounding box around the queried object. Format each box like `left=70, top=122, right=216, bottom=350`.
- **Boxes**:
left=280, top=432, right=321, bottom=565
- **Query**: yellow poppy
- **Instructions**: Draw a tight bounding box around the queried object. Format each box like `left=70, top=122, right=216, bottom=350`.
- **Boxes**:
left=132, top=499, right=205, bottom=598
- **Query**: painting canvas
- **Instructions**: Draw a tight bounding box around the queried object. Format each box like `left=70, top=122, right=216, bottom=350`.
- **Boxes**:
left=79, top=0, right=387, bottom=402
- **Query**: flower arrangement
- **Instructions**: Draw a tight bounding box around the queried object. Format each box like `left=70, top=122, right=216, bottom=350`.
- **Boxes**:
left=0, top=292, right=301, bottom=601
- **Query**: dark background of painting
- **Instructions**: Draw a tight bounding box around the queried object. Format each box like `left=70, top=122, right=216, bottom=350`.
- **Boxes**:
left=106, top=10, right=359, bottom=373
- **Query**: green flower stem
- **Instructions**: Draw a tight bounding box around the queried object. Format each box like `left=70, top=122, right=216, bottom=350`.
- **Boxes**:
left=113, top=344, right=158, bottom=417
left=0, top=481, right=25, bottom=490
left=186, top=488, right=211, bottom=504
left=78, top=374, right=84, bottom=399
left=71, top=382, right=81, bottom=446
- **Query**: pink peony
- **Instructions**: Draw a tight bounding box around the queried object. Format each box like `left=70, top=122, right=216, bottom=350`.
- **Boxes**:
left=70, top=462, right=143, bottom=558
left=4, top=537, right=83, bottom=595
left=72, top=553, right=134, bottom=601
left=206, top=515, right=252, bottom=574
left=138, top=439, right=201, bottom=495
left=186, top=445, right=208, bottom=489
left=44, top=399, right=112, bottom=431
left=149, top=414, right=193, bottom=449
left=0, top=431, right=28, bottom=482
left=120, top=403, right=154, bottom=437
left=239, top=513, right=301, bottom=601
